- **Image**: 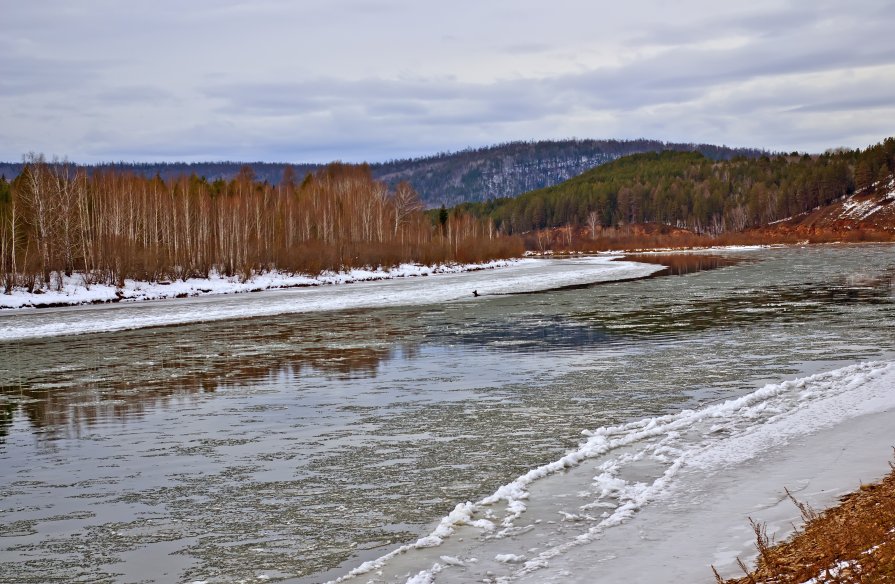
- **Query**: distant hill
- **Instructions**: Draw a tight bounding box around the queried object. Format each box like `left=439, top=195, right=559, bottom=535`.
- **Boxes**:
left=457, top=137, right=895, bottom=236
left=0, top=139, right=763, bottom=208
left=369, top=139, right=763, bottom=207
left=0, top=160, right=321, bottom=190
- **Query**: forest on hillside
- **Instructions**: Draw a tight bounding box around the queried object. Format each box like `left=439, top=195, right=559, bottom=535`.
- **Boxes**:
left=371, top=139, right=764, bottom=206
left=0, top=139, right=763, bottom=210
left=458, top=138, right=895, bottom=236
left=0, top=158, right=519, bottom=293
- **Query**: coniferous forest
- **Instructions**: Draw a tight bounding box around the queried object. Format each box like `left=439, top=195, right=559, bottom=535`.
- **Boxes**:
left=460, top=138, right=895, bottom=235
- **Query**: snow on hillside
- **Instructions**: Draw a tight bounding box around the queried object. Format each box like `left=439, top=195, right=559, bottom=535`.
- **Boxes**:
left=837, top=177, right=895, bottom=221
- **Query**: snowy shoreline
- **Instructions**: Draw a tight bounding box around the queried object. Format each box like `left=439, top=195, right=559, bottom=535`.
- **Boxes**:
left=4, top=242, right=879, bottom=311
left=330, top=360, right=895, bottom=584
left=0, top=256, right=664, bottom=340
left=0, top=259, right=526, bottom=310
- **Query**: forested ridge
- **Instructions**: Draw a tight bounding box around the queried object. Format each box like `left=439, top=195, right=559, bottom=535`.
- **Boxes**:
left=0, top=139, right=762, bottom=209
left=458, top=138, right=895, bottom=236
left=0, top=158, right=518, bottom=294
left=370, top=139, right=763, bottom=206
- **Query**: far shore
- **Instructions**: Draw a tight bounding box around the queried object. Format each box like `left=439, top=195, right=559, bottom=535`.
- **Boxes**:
left=0, top=259, right=524, bottom=310
left=4, top=239, right=893, bottom=311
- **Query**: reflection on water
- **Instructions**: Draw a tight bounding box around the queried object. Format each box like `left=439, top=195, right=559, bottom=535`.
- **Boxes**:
left=5, top=270, right=892, bottom=440
left=526, top=253, right=742, bottom=295
left=0, top=400, right=13, bottom=440
left=618, top=253, right=743, bottom=276
left=1, top=245, right=895, bottom=582
left=577, top=270, right=895, bottom=337
left=0, top=313, right=415, bottom=441
left=436, top=316, right=613, bottom=351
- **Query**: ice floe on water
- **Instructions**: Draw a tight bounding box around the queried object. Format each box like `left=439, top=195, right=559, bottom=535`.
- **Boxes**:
left=331, top=361, right=895, bottom=583
left=0, top=256, right=662, bottom=340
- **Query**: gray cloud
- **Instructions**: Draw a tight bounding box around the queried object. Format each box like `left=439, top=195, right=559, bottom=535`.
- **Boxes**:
left=788, top=97, right=895, bottom=114
left=0, top=54, right=107, bottom=94
left=500, top=42, right=553, bottom=55
left=1, top=0, right=894, bottom=162
left=94, top=86, right=178, bottom=105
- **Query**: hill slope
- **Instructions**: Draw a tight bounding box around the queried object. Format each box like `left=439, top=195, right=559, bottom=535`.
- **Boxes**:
left=765, top=176, right=895, bottom=234
left=461, top=138, right=895, bottom=236
left=369, top=139, right=762, bottom=206
left=0, top=139, right=762, bottom=208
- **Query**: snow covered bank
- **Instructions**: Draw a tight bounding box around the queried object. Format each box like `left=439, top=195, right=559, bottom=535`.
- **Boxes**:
left=0, top=260, right=520, bottom=310
left=0, top=255, right=664, bottom=340
left=332, top=361, right=895, bottom=583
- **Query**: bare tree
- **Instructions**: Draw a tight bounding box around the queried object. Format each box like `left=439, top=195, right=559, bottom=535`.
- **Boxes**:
left=19, top=153, right=59, bottom=286
left=2, top=159, right=522, bottom=290
left=587, top=210, right=601, bottom=239
left=391, top=181, right=422, bottom=241
left=0, top=192, right=18, bottom=293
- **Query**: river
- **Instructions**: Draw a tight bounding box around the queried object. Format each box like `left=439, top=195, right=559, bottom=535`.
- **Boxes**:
left=1, top=245, right=894, bottom=583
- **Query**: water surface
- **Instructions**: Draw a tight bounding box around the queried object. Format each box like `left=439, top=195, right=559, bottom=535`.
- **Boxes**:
left=1, top=245, right=894, bottom=583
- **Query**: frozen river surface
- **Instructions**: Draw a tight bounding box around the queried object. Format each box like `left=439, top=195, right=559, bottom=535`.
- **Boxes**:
left=1, top=246, right=894, bottom=583
left=0, top=256, right=659, bottom=340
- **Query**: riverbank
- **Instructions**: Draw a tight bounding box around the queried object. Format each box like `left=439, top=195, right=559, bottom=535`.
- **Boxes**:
left=0, top=255, right=665, bottom=340
left=0, top=259, right=522, bottom=310
left=327, top=359, right=895, bottom=584
left=5, top=240, right=886, bottom=311
left=525, top=223, right=895, bottom=254
left=719, top=462, right=895, bottom=583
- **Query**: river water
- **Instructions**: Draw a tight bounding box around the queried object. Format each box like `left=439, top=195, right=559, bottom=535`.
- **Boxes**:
left=1, top=245, right=894, bottom=583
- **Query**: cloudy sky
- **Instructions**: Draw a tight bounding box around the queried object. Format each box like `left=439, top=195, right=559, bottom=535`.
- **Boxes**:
left=2, top=0, right=894, bottom=163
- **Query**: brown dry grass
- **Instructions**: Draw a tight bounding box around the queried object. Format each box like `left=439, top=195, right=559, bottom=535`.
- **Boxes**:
left=716, top=459, right=895, bottom=583
left=523, top=224, right=895, bottom=254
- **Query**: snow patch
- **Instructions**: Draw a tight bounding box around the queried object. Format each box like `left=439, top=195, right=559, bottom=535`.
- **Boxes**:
left=799, top=559, right=858, bottom=584
left=0, top=260, right=522, bottom=310
left=404, top=563, right=442, bottom=584
left=839, top=197, right=885, bottom=221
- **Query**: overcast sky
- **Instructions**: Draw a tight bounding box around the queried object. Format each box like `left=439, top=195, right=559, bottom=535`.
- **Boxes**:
left=2, top=0, right=894, bottom=163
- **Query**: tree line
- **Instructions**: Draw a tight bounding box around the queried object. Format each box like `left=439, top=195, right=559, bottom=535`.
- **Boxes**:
left=0, top=156, right=521, bottom=293
left=0, top=139, right=765, bottom=210
left=459, top=138, right=895, bottom=236
left=3, top=137, right=892, bottom=294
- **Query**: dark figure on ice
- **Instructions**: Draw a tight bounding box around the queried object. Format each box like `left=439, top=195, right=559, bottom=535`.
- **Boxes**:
left=473, top=290, right=479, bottom=297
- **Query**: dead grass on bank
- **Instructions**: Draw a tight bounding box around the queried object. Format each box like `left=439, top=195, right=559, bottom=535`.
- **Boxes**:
left=716, top=459, right=895, bottom=583
left=521, top=224, right=895, bottom=254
